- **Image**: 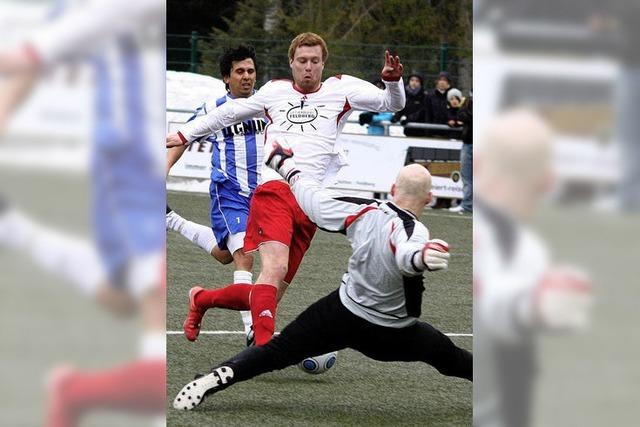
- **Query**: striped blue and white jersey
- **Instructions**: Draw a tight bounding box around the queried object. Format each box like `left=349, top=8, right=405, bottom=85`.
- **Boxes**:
left=27, top=0, right=166, bottom=269
left=29, top=0, right=165, bottom=168
left=188, top=93, right=267, bottom=198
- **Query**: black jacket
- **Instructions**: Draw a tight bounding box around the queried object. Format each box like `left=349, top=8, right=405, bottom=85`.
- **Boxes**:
left=424, top=88, right=450, bottom=124
left=392, top=86, right=427, bottom=124
left=457, top=98, right=473, bottom=144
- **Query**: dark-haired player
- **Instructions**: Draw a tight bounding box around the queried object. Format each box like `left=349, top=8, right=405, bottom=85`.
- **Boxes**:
left=166, top=45, right=267, bottom=344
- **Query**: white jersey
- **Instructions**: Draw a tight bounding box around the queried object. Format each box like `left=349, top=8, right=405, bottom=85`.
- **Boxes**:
left=289, top=175, right=433, bottom=328
left=473, top=199, right=550, bottom=427
left=473, top=200, right=550, bottom=343
left=179, top=75, right=405, bottom=185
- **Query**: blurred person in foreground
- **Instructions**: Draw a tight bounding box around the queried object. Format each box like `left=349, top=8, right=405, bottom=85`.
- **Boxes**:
left=613, top=2, right=640, bottom=211
left=166, top=45, right=267, bottom=345
left=166, top=32, right=405, bottom=348
left=392, top=72, right=428, bottom=137
left=358, top=79, right=394, bottom=135
left=449, top=90, right=473, bottom=214
left=473, top=110, right=593, bottom=427
left=0, top=0, right=166, bottom=425
left=173, top=150, right=471, bottom=411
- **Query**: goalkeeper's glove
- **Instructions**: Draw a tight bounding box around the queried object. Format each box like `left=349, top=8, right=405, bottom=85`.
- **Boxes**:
left=422, top=239, right=450, bottom=271
left=534, top=266, right=593, bottom=332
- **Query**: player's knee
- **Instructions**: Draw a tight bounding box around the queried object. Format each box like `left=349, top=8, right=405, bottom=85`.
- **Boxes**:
left=261, top=261, right=288, bottom=282
left=233, top=250, right=254, bottom=271
left=258, top=243, right=290, bottom=283
left=211, top=247, right=233, bottom=264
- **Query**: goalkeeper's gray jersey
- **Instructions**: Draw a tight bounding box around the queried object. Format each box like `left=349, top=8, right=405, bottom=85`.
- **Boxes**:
left=290, top=176, right=432, bottom=328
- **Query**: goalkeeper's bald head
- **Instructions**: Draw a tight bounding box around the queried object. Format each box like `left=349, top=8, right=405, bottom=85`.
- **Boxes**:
left=391, top=164, right=433, bottom=216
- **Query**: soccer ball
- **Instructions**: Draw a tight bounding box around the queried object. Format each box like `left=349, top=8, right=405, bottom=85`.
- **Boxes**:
left=298, top=351, right=338, bottom=375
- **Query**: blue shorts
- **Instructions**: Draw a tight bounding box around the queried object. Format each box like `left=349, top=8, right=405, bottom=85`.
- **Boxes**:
left=92, top=144, right=165, bottom=286
left=209, top=180, right=251, bottom=252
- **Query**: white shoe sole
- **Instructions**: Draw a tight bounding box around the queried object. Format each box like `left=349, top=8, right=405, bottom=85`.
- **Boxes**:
left=173, top=367, right=234, bottom=410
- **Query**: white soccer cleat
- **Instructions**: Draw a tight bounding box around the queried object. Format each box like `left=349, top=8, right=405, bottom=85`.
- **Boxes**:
left=173, top=366, right=235, bottom=410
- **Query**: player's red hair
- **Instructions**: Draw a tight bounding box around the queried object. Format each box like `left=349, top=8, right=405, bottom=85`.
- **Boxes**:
left=288, top=32, right=328, bottom=62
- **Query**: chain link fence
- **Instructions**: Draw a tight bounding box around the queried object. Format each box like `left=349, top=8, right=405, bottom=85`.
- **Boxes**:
left=167, top=33, right=472, bottom=92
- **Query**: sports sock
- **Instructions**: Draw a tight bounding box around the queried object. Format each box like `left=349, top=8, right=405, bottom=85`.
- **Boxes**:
left=234, top=270, right=254, bottom=333
left=46, top=360, right=166, bottom=427
left=194, top=284, right=252, bottom=311
left=166, top=210, right=216, bottom=254
left=250, top=284, right=278, bottom=346
left=0, top=210, right=105, bottom=296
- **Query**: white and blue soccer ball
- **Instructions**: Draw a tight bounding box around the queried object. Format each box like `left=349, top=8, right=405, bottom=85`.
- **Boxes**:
left=298, top=351, right=338, bottom=375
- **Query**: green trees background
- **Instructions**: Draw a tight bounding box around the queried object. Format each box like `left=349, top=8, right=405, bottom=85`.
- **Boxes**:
left=168, top=0, right=472, bottom=90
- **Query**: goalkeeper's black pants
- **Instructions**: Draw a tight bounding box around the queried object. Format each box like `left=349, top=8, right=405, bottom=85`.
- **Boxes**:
left=219, top=289, right=472, bottom=383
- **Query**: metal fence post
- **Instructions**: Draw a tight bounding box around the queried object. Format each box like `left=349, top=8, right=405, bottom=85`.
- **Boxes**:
left=439, top=42, right=449, bottom=72
left=190, top=31, right=199, bottom=73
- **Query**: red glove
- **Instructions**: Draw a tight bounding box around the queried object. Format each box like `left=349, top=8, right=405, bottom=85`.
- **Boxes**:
left=380, top=50, right=404, bottom=82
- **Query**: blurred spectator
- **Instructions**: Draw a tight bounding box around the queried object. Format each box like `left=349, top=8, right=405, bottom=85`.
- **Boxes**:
left=451, top=91, right=473, bottom=213
left=359, top=79, right=395, bottom=135
left=446, top=88, right=464, bottom=127
left=391, top=72, right=428, bottom=137
left=424, top=71, right=452, bottom=137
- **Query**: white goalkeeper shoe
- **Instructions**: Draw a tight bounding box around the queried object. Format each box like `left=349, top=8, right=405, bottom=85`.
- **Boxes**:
left=173, top=366, right=235, bottom=410
left=265, top=140, right=299, bottom=182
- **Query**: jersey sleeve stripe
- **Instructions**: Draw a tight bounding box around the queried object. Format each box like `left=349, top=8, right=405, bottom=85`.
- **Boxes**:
left=336, top=100, right=351, bottom=124
left=343, top=206, right=377, bottom=230
left=177, top=131, right=188, bottom=145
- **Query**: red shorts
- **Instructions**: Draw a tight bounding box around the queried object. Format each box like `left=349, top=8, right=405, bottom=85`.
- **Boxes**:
left=244, top=180, right=317, bottom=283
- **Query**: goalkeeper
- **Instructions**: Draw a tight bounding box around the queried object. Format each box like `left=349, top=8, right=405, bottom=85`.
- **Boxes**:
left=173, top=144, right=472, bottom=411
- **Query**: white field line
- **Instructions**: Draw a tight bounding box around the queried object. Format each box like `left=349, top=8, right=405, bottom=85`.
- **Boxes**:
left=166, top=330, right=472, bottom=337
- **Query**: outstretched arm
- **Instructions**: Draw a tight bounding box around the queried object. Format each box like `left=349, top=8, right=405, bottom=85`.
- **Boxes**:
left=392, top=222, right=450, bottom=275
left=167, top=90, right=268, bottom=147
left=0, top=70, right=39, bottom=135
left=166, top=145, right=188, bottom=176
left=0, top=0, right=162, bottom=73
left=169, top=82, right=272, bottom=148
left=342, top=51, right=405, bottom=113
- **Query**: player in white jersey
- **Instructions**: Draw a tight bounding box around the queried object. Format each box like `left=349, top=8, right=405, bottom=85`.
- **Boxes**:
left=167, top=32, right=406, bottom=346
left=166, top=45, right=266, bottom=343
left=172, top=154, right=472, bottom=411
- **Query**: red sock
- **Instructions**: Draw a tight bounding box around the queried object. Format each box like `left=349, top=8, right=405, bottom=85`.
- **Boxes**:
left=47, top=359, right=165, bottom=427
left=250, top=284, right=278, bottom=346
left=195, top=284, right=251, bottom=310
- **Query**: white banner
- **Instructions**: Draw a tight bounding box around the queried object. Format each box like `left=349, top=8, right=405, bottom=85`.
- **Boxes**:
left=167, top=130, right=463, bottom=199
left=332, top=134, right=463, bottom=199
